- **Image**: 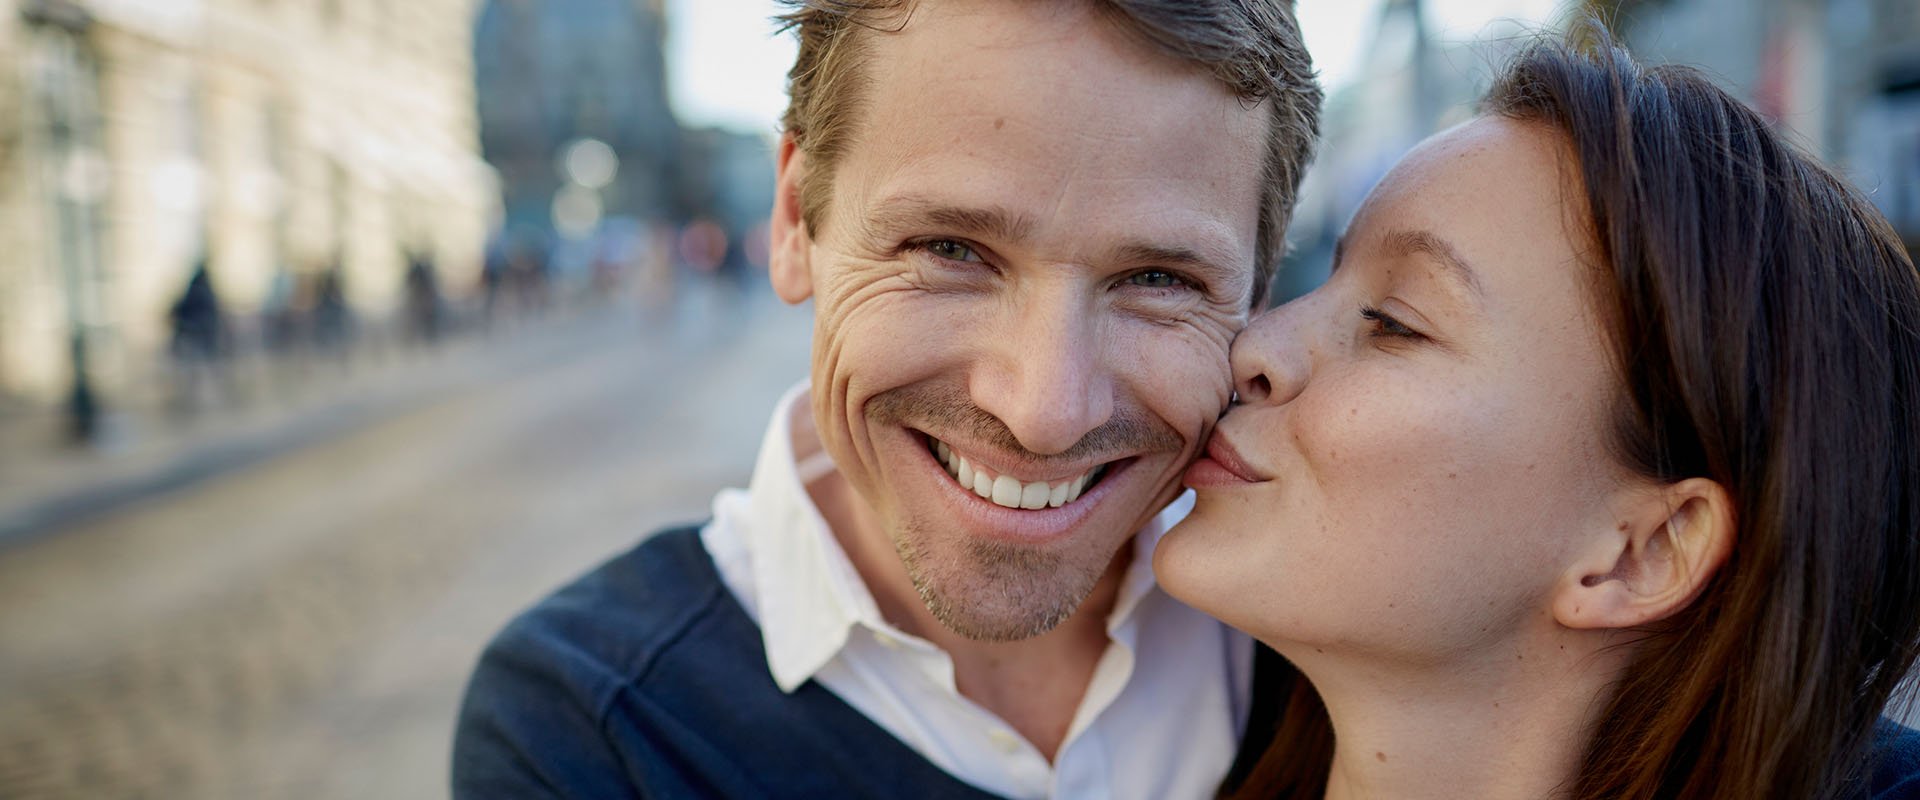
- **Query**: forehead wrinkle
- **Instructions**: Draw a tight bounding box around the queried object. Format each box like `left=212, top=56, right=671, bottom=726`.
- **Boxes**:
left=1379, top=228, right=1486, bottom=305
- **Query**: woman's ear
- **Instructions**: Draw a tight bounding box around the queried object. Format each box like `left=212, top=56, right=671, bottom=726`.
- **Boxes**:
left=768, top=134, right=815, bottom=304
left=1554, top=477, right=1735, bottom=630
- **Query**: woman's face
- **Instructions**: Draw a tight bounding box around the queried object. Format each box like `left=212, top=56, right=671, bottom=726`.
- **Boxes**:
left=1157, top=117, right=1632, bottom=663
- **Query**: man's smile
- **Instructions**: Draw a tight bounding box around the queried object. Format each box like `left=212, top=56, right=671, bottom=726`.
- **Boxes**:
left=924, top=435, right=1116, bottom=509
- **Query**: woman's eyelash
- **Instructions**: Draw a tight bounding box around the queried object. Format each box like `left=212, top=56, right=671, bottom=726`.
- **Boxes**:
left=1360, top=306, right=1421, bottom=339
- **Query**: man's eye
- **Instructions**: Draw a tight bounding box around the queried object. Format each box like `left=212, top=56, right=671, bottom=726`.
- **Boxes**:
left=924, top=239, right=980, bottom=262
left=1127, top=270, right=1187, bottom=289
left=1360, top=306, right=1421, bottom=339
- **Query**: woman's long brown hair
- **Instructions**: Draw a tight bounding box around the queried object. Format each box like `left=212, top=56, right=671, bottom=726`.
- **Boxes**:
left=1226, top=23, right=1920, bottom=800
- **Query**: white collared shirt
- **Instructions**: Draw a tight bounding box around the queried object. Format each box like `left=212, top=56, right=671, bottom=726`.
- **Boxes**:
left=700, top=383, right=1253, bottom=800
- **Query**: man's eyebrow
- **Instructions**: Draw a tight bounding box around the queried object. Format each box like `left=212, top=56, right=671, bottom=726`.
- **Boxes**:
left=1382, top=228, right=1485, bottom=301
left=862, top=194, right=1036, bottom=243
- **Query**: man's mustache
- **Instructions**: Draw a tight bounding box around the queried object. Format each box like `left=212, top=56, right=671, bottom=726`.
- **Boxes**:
left=866, top=383, right=1185, bottom=465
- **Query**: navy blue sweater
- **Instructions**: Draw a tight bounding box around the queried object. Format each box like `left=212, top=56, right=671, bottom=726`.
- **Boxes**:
left=452, top=526, right=1006, bottom=799
left=1878, top=719, right=1920, bottom=799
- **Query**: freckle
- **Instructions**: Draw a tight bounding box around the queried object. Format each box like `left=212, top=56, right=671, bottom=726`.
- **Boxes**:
left=1517, top=653, right=1524, bottom=661
left=1617, top=520, right=1630, bottom=531
left=1447, top=472, right=1457, bottom=479
left=1388, top=602, right=1396, bottom=608
left=1375, top=751, right=1387, bottom=763
left=1349, top=407, right=1357, bottom=418
left=1494, top=702, right=1501, bottom=708
left=994, top=117, right=1005, bottom=130
left=1525, top=463, right=1536, bottom=472
left=1314, top=648, right=1324, bottom=654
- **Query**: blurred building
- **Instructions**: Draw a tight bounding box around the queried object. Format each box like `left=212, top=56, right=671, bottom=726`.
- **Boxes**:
left=677, top=125, right=774, bottom=263
left=1279, top=0, right=1920, bottom=301
left=0, top=0, right=496, bottom=410
left=473, top=0, right=680, bottom=244
left=1601, top=0, right=1920, bottom=256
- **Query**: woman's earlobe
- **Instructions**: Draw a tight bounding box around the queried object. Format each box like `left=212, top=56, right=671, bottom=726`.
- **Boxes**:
left=768, top=134, right=815, bottom=304
left=1554, top=478, right=1735, bottom=630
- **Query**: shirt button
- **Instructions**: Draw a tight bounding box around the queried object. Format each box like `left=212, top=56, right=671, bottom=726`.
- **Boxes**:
left=988, top=727, right=1024, bottom=754
left=873, top=631, right=903, bottom=650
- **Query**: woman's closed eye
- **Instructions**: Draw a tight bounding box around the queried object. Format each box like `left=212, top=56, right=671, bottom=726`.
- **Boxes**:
left=1360, top=306, right=1424, bottom=340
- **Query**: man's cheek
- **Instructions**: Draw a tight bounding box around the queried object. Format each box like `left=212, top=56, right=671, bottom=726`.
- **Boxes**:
left=1137, top=367, right=1231, bottom=454
left=1142, top=337, right=1234, bottom=413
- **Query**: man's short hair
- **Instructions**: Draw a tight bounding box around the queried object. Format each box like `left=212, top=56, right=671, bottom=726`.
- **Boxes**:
left=776, top=0, right=1323, bottom=307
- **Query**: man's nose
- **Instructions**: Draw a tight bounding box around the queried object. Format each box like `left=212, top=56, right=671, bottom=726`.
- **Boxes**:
left=1231, top=299, right=1313, bottom=409
left=971, top=298, right=1114, bottom=456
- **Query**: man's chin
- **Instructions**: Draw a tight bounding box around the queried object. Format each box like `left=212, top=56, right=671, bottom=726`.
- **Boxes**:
left=894, top=521, right=1112, bottom=642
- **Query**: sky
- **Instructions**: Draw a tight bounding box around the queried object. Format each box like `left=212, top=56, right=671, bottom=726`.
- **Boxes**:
left=666, top=0, right=1571, bottom=135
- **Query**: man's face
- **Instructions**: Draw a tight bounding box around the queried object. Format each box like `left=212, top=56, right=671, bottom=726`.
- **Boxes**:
left=769, top=0, right=1269, bottom=640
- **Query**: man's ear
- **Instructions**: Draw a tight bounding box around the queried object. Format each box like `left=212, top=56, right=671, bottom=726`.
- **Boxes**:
left=768, top=133, right=814, bottom=304
left=1553, top=477, right=1735, bottom=630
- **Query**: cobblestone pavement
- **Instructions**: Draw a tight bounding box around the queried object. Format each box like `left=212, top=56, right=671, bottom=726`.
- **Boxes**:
left=0, top=288, right=812, bottom=799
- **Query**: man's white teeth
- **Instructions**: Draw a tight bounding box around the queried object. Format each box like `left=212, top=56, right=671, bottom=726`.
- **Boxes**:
left=993, top=475, right=1024, bottom=508
left=932, top=438, right=1106, bottom=509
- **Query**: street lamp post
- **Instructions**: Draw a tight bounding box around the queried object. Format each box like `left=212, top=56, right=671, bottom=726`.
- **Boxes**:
left=22, top=0, right=104, bottom=443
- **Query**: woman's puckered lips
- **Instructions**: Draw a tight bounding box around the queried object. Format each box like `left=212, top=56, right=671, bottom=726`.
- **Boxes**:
left=1203, top=432, right=1269, bottom=483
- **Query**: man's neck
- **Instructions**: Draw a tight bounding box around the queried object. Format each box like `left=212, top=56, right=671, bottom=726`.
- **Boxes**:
left=1288, top=628, right=1625, bottom=800
left=807, top=467, right=1127, bottom=761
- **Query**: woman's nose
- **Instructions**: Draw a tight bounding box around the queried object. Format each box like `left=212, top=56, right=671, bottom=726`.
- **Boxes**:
left=1231, top=300, right=1312, bottom=408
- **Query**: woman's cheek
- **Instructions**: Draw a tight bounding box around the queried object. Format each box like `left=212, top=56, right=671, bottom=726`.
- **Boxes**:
left=1290, top=374, right=1437, bottom=479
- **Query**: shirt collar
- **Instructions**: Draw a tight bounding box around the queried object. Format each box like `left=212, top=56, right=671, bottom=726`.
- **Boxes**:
left=742, top=382, right=877, bottom=692
left=741, top=381, right=1192, bottom=692
left=1110, top=490, right=1193, bottom=640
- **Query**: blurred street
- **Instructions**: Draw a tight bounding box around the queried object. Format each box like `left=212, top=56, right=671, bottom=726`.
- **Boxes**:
left=0, top=287, right=811, bottom=799
left=0, top=1, right=1912, bottom=797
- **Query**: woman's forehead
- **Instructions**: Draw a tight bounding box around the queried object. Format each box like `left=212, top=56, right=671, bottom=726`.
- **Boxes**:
left=1346, top=118, right=1588, bottom=287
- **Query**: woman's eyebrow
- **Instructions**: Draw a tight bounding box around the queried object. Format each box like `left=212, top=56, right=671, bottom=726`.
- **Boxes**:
left=1381, top=228, right=1486, bottom=304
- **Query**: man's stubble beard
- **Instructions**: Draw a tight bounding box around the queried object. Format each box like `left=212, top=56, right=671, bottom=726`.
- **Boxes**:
left=892, top=514, right=1104, bottom=642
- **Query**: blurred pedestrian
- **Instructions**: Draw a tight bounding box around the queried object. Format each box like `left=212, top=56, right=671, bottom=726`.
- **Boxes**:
left=310, top=265, right=353, bottom=364
left=481, top=234, right=508, bottom=331
left=168, top=260, right=228, bottom=413
left=170, top=261, right=223, bottom=360
left=404, top=251, right=444, bottom=345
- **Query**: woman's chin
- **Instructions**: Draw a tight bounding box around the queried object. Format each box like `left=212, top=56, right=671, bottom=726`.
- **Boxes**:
left=1153, top=511, right=1258, bottom=627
